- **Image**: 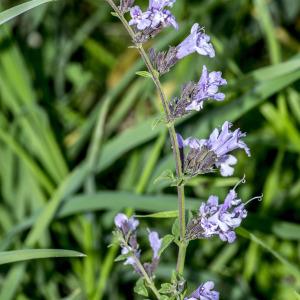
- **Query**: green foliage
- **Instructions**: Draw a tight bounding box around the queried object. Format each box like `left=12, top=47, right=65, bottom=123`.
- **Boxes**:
left=0, top=249, right=85, bottom=265
left=0, top=0, right=300, bottom=299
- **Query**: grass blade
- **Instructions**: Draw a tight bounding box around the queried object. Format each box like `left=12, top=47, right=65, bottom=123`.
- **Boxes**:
left=0, top=0, right=56, bottom=26
left=0, top=249, right=85, bottom=265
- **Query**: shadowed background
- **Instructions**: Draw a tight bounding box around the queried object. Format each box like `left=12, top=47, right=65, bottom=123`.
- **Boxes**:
left=0, top=0, right=300, bottom=299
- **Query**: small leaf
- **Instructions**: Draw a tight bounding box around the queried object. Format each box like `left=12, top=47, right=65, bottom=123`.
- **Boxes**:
left=111, top=11, right=118, bottom=17
left=154, top=169, right=175, bottom=185
left=151, top=115, right=165, bottom=130
left=135, top=211, right=178, bottom=218
left=136, top=71, right=153, bottom=78
left=159, top=283, right=173, bottom=294
left=158, top=235, right=174, bottom=257
left=160, top=295, right=171, bottom=300
left=134, top=278, right=148, bottom=297
left=114, top=253, right=129, bottom=262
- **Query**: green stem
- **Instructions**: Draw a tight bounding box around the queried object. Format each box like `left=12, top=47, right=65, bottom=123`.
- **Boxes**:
left=176, top=241, right=187, bottom=274
left=105, top=0, right=187, bottom=275
left=132, top=254, right=161, bottom=299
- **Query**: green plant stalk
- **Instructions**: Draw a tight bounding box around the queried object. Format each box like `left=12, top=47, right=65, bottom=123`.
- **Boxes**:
left=131, top=252, right=161, bottom=299
left=105, top=0, right=187, bottom=275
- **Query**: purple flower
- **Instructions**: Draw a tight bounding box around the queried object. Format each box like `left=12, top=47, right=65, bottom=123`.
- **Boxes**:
left=129, top=6, right=152, bottom=30
left=129, top=0, right=178, bottom=42
left=185, top=65, right=227, bottom=111
left=185, top=281, right=219, bottom=300
left=114, top=213, right=139, bottom=235
left=177, top=121, right=250, bottom=177
left=114, top=213, right=141, bottom=272
left=169, top=65, right=227, bottom=117
left=176, top=23, right=215, bottom=60
left=121, top=247, right=140, bottom=266
left=186, top=179, right=248, bottom=243
left=148, top=231, right=162, bottom=259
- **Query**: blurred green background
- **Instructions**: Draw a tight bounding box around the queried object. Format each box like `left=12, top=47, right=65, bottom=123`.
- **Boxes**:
left=0, top=0, right=300, bottom=299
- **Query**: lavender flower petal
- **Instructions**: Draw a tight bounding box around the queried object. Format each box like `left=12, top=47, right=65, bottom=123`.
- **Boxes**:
left=176, top=23, right=215, bottom=59
left=185, top=281, right=219, bottom=300
left=114, top=213, right=128, bottom=228
left=148, top=231, right=162, bottom=259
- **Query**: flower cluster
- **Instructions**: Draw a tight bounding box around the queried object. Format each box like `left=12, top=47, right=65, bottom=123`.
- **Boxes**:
left=149, top=23, right=215, bottom=74
left=186, top=180, right=248, bottom=243
left=185, top=281, right=219, bottom=300
left=169, top=65, right=227, bottom=118
left=114, top=213, right=140, bottom=269
left=114, top=213, right=163, bottom=277
left=128, top=0, right=178, bottom=42
left=177, top=121, right=250, bottom=177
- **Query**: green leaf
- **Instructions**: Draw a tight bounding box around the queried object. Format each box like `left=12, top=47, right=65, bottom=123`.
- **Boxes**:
left=158, top=235, right=174, bottom=257
left=114, top=253, right=129, bottom=262
left=110, top=11, right=118, bottom=17
left=135, top=211, right=178, bottom=218
left=0, top=0, right=56, bottom=26
left=135, top=71, right=153, bottom=78
left=154, top=169, right=175, bottom=185
left=0, top=249, right=85, bottom=265
left=134, top=278, right=148, bottom=297
left=159, top=283, right=173, bottom=294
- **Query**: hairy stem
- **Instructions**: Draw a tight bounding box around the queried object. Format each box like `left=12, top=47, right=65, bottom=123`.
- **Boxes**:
left=131, top=253, right=161, bottom=299
left=105, top=0, right=186, bottom=275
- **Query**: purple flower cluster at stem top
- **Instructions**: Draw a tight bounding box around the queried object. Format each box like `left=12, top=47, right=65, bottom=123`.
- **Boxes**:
left=178, top=121, right=250, bottom=177
left=129, top=0, right=178, bottom=31
left=185, top=281, right=219, bottom=300
left=176, top=23, right=215, bottom=59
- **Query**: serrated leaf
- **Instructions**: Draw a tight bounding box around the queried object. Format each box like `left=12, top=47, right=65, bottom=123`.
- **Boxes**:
left=158, top=235, right=174, bottom=257
left=136, top=71, right=153, bottom=78
left=135, top=211, right=178, bottom=218
left=134, top=278, right=148, bottom=297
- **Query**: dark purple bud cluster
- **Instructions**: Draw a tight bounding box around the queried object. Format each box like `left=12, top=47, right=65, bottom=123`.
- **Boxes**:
left=149, top=47, right=178, bottom=75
